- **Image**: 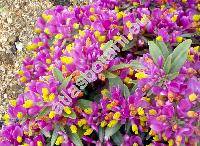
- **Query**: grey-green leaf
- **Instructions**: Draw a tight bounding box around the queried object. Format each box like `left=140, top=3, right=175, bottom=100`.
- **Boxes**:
left=69, top=133, right=83, bottom=146
left=148, top=41, right=163, bottom=64
left=156, top=40, right=170, bottom=60
left=123, top=84, right=130, bottom=98
left=103, top=71, right=118, bottom=78
left=58, top=75, right=72, bottom=91
left=109, top=60, right=144, bottom=71
left=105, top=123, right=121, bottom=140
left=51, top=125, right=59, bottom=146
left=171, top=39, right=192, bottom=73
left=37, top=106, right=50, bottom=119
left=53, top=68, right=64, bottom=82
left=112, top=131, right=123, bottom=146
left=77, top=99, right=92, bottom=109
left=99, top=127, right=104, bottom=142
left=163, top=54, right=172, bottom=74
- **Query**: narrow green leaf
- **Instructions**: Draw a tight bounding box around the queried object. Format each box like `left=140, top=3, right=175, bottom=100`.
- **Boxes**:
left=53, top=68, right=64, bottom=82
left=103, top=71, right=118, bottom=78
left=130, top=60, right=144, bottom=69
left=125, top=122, right=131, bottom=133
left=41, top=129, right=51, bottom=138
left=112, top=131, right=123, bottom=146
left=156, top=40, right=170, bottom=60
left=51, top=125, right=59, bottom=146
left=105, top=123, right=121, bottom=140
left=171, top=39, right=192, bottom=73
left=163, top=54, right=172, bottom=74
left=58, top=75, right=72, bottom=91
left=180, top=33, right=194, bottom=38
left=109, top=63, right=133, bottom=71
left=148, top=41, right=163, bottom=64
left=37, top=106, right=50, bottom=119
left=77, top=99, right=92, bottom=109
left=108, top=76, right=123, bottom=88
left=123, top=84, right=130, bottom=98
left=63, top=110, right=77, bottom=119
left=167, top=72, right=179, bottom=80
left=109, top=60, right=144, bottom=71
left=99, top=127, right=104, bottom=142
left=69, top=133, right=83, bottom=146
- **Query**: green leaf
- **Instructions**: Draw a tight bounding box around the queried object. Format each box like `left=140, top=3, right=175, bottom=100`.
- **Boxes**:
left=130, top=60, right=144, bottom=69
left=51, top=125, right=59, bottom=146
left=156, top=40, right=170, bottom=60
left=180, top=33, right=194, bottom=38
left=58, top=75, right=72, bottom=91
left=63, top=110, right=77, bottom=119
left=123, top=84, right=130, bottom=98
left=111, top=131, right=123, bottom=146
left=148, top=41, right=163, bottom=64
left=53, top=67, right=64, bottom=82
left=163, top=54, right=172, bottom=74
left=167, top=72, right=179, bottom=80
left=99, top=127, right=104, bottom=142
left=109, top=60, right=144, bottom=71
left=105, top=123, right=121, bottom=140
left=103, top=71, right=118, bottom=78
left=41, top=129, right=51, bottom=138
left=122, top=41, right=134, bottom=51
left=77, top=99, right=92, bottom=109
left=170, top=39, right=192, bottom=73
left=69, top=133, right=83, bottom=146
left=108, top=76, right=123, bottom=88
left=109, top=63, right=133, bottom=71
left=37, top=106, right=50, bottom=119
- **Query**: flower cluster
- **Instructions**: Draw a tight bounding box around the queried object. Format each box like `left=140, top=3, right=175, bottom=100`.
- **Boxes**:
left=0, top=1, right=199, bottom=146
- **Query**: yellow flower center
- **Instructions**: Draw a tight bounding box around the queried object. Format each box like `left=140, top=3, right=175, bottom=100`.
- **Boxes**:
left=176, top=36, right=183, bottom=43
left=78, top=119, right=87, bottom=127
left=126, top=21, right=133, bottom=28
left=107, top=120, right=118, bottom=128
left=156, top=36, right=163, bottom=41
left=17, top=112, right=23, bottom=119
left=137, top=107, right=145, bottom=116
left=84, top=128, right=93, bottom=136
left=55, top=136, right=64, bottom=145
left=73, top=23, right=79, bottom=29
left=113, top=112, right=121, bottom=120
left=60, top=56, right=74, bottom=64
left=49, top=111, right=56, bottom=119
left=70, top=125, right=77, bottom=133
left=55, top=34, right=63, bottom=40
left=37, top=141, right=43, bottom=146
left=84, top=108, right=93, bottom=114
left=135, top=72, right=148, bottom=80
left=189, top=93, right=197, bottom=102
left=132, top=124, right=138, bottom=134
left=17, top=136, right=22, bottom=143
left=64, top=106, right=71, bottom=114
left=23, top=100, right=33, bottom=108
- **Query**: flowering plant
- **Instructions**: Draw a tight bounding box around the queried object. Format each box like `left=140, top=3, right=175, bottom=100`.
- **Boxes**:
left=0, top=1, right=199, bottom=146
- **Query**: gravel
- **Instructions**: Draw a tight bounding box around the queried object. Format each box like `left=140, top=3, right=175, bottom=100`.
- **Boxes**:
left=0, top=0, right=52, bottom=118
